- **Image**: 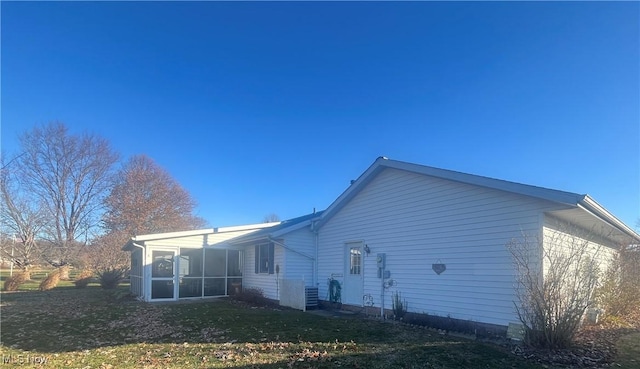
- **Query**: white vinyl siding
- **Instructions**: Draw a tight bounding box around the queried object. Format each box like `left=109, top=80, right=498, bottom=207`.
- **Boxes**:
left=243, top=244, right=284, bottom=300
left=542, top=215, right=618, bottom=279
left=238, top=229, right=315, bottom=301
left=317, top=167, right=568, bottom=327
left=282, top=228, right=316, bottom=285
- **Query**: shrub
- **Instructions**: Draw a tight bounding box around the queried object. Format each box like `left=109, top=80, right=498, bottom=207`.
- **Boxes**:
left=231, top=287, right=271, bottom=306
left=74, top=269, right=93, bottom=289
left=392, top=291, right=408, bottom=320
left=507, top=227, right=602, bottom=349
left=3, top=272, right=29, bottom=291
left=596, top=247, right=640, bottom=320
left=39, top=269, right=61, bottom=291
left=97, top=268, right=125, bottom=289
left=58, top=265, right=71, bottom=280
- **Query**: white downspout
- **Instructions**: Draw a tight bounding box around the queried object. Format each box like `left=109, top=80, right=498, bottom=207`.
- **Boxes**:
left=315, top=231, right=319, bottom=288
left=312, top=223, right=319, bottom=288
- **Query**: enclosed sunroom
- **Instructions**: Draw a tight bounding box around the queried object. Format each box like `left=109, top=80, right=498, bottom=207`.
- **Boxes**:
left=123, top=223, right=279, bottom=302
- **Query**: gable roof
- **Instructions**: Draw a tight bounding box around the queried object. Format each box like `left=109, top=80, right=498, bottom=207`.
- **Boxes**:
left=228, top=211, right=324, bottom=246
left=316, top=157, right=640, bottom=243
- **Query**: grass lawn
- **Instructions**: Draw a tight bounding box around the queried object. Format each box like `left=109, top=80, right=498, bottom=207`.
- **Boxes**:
left=615, top=332, right=640, bottom=369
left=0, top=285, right=547, bottom=369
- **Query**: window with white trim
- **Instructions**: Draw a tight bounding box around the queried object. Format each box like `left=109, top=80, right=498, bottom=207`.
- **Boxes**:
left=254, top=242, right=274, bottom=274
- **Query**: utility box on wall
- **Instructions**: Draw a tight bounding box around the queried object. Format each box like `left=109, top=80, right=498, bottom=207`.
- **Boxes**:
left=377, top=253, right=386, bottom=278
left=376, top=253, right=386, bottom=269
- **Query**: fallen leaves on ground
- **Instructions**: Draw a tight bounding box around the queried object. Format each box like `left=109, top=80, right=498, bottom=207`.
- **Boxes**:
left=510, top=308, right=640, bottom=368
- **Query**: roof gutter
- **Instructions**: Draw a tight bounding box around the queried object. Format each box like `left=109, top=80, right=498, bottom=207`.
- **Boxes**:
left=579, top=196, right=640, bottom=242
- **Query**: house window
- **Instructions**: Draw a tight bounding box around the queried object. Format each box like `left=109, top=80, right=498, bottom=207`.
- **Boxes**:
left=254, top=242, right=274, bottom=274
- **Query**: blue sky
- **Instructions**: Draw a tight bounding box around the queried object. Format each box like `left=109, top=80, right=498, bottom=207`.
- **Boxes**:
left=1, top=2, right=638, bottom=229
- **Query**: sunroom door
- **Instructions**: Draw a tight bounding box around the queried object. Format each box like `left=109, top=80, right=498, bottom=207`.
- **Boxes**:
left=151, top=249, right=177, bottom=300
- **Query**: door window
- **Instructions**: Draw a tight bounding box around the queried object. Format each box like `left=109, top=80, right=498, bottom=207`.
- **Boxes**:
left=152, top=251, right=174, bottom=278
left=349, top=247, right=362, bottom=275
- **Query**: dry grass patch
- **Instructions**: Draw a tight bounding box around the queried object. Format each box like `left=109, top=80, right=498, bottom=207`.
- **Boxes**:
left=3, top=271, right=28, bottom=291
left=38, top=268, right=61, bottom=291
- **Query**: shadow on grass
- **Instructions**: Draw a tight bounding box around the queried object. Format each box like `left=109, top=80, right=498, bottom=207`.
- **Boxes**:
left=0, top=287, right=541, bottom=369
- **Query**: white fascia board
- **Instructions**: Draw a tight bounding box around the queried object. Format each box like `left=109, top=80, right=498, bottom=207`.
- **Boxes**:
left=130, top=222, right=280, bottom=243
left=215, top=222, right=280, bottom=233
left=132, top=228, right=215, bottom=242
left=579, top=196, right=640, bottom=242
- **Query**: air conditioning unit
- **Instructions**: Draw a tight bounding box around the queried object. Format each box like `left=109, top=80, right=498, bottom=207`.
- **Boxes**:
left=305, top=286, right=318, bottom=309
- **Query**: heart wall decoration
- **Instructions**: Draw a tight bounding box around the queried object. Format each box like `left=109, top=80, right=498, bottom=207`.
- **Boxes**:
left=432, top=263, right=446, bottom=275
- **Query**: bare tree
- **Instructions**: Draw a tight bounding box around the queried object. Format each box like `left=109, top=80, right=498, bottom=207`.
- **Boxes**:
left=15, top=122, right=119, bottom=277
left=90, top=155, right=206, bottom=285
left=262, top=213, right=281, bottom=223
left=102, top=154, right=206, bottom=236
left=0, top=154, right=48, bottom=277
left=507, top=224, right=604, bottom=349
left=83, top=231, right=130, bottom=289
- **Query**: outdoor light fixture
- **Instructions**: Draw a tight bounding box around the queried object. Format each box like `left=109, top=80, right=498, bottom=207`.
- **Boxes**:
left=363, top=244, right=371, bottom=255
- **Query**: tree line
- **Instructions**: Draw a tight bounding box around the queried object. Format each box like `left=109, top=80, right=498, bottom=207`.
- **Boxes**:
left=1, top=122, right=205, bottom=281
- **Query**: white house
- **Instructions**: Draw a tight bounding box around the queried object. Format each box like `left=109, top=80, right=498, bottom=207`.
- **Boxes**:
left=312, top=158, right=638, bottom=329
left=123, top=157, right=640, bottom=330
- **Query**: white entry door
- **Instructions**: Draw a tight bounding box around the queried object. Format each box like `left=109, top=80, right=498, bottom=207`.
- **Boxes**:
left=343, top=242, right=364, bottom=306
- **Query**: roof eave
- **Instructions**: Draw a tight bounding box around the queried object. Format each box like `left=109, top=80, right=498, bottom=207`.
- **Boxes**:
left=122, top=239, right=145, bottom=251
left=579, top=196, right=640, bottom=243
left=271, top=219, right=313, bottom=238
left=228, top=219, right=316, bottom=246
left=131, top=228, right=215, bottom=242
left=316, top=157, right=633, bottom=237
